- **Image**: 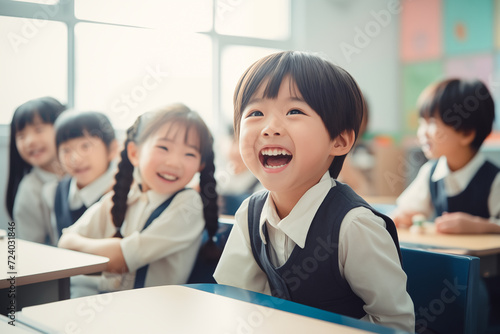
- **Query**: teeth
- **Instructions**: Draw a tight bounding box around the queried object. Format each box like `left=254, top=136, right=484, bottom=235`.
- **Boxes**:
left=261, top=148, right=291, bottom=156
left=265, top=163, right=288, bottom=169
left=159, top=173, right=177, bottom=181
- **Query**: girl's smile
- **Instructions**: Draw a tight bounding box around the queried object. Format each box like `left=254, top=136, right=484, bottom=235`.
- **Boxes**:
left=128, top=122, right=202, bottom=194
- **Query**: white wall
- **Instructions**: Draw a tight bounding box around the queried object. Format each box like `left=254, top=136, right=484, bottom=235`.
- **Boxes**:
left=293, top=0, right=401, bottom=134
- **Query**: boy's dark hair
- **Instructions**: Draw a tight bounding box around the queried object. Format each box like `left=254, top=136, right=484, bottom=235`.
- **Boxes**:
left=54, top=110, right=116, bottom=149
left=111, top=103, right=219, bottom=259
left=233, top=51, right=366, bottom=178
left=418, top=78, right=495, bottom=151
left=6, top=96, right=66, bottom=219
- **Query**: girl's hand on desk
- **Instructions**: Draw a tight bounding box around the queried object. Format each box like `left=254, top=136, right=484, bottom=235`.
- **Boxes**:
left=435, top=212, right=495, bottom=234
left=59, top=233, right=129, bottom=273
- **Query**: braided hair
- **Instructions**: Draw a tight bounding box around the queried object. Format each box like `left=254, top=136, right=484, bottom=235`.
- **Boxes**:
left=110, top=104, right=219, bottom=258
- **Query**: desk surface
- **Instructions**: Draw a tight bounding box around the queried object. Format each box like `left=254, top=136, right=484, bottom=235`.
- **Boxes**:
left=397, top=223, right=500, bottom=256
left=0, top=239, right=109, bottom=289
left=19, top=285, right=380, bottom=334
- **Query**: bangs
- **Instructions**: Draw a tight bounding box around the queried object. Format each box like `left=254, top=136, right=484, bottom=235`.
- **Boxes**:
left=13, top=107, right=41, bottom=132
left=162, top=119, right=201, bottom=152
left=234, top=51, right=364, bottom=140
left=55, top=111, right=115, bottom=148
left=417, top=82, right=442, bottom=119
left=13, top=97, right=65, bottom=132
left=139, top=104, right=212, bottom=164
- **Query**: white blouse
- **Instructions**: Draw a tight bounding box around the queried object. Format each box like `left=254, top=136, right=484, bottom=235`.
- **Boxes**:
left=396, top=153, right=500, bottom=224
left=63, top=184, right=204, bottom=291
left=15, top=167, right=60, bottom=245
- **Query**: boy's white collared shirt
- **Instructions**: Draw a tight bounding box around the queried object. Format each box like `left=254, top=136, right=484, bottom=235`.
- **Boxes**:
left=397, top=153, right=500, bottom=223
left=214, top=171, right=415, bottom=332
left=260, top=172, right=331, bottom=266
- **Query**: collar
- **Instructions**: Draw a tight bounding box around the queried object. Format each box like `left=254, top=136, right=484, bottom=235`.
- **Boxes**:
left=68, top=162, right=117, bottom=209
left=431, top=153, right=486, bottom=191
left=258, top=171, right=334, bottom=248
left=127, top=180, right=180, bottom=209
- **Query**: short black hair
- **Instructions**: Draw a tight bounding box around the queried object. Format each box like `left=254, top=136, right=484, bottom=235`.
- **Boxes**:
left=418, top=79, right=495, bottom=151
left=54, top=110, right=116, bottom=149
left=233, top=51, right=366, bottom=178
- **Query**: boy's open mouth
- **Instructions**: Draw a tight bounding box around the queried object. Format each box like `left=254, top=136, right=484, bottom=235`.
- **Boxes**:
left=259, top=148, right=292, bottom=169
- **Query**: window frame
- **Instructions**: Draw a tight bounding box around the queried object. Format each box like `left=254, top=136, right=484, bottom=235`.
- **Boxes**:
left=0, top=0, right=293, bottom=134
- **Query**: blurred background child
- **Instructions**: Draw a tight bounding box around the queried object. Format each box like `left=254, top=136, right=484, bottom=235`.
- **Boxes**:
left=6, top=96, right=66, bottom=244
left=392, top=79, right=499, bottom=234
left=58, top=104, right=219, bottom=296
left=44, top=110, right=118, bottom=244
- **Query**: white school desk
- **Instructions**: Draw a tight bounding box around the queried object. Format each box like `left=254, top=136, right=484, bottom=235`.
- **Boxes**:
left=0, top=238, right=109, bottom=313
left=0, top=314, right=39, bottom=333
left=16, top=285, right=407, bottom=334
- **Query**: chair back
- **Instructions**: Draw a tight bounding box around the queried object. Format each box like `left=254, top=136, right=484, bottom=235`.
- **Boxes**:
left=187, top=221, right=233, bottom=284
left=401, top=247, right=480, bottom=334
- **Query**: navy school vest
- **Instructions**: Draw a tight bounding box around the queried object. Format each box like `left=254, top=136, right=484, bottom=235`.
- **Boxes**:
left=133, top=188, right=186, bottom=289
left=54, top=177, right=88, bottom=238
left=429, top=160, right=500, bottom=218
left=248, top=183, right=402, bottom=319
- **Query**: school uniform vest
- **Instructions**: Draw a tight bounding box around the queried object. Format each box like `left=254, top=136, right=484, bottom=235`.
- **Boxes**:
left=248, top=182, right=402, bottom=319
left=54, top=177, right=88, bottom=237
left=429, top=160, right=500, bottom=218
left=133, top=188, right=186, bottom=289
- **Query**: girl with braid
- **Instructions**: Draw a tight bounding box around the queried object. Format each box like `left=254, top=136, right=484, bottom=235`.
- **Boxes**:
left=59, top=104, right=219, bottom=295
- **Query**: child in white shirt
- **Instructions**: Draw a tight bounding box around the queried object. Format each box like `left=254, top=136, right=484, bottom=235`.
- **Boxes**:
left=214, top=51, right=414, bottom=332
left=59, top=104, right=219, bottom=293
left=6, top=97, right=66, bottom=244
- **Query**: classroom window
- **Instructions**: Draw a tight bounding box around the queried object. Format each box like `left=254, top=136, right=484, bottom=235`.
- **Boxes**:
left=0, top=0, right=292, bottom=129
left=215, top=0, right=290, bottom=40
left=13, top=0, right=59, bottom=4
left=75, top=23, right=213, bottom=129
left=0, top=15, right=67, bottom=124
left=75, top=0, right=212, bottom=32
left=220, top=45, right=282, bottom=123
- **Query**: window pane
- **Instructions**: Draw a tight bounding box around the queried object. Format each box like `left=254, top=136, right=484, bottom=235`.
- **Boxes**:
left=215, top=0, right=290, bottom=40
left=75, top=0, right=212, bottom=32
left=75, top=23, right=212, bottom=129
left=0, top=16, right=67, bottom=124
left=220, top=46, right=281, bottom=123
left=13, top=0, right=59, bottom=4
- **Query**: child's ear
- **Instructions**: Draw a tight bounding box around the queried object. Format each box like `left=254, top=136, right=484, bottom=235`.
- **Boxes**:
left=127, top=141, right=140, bottom=167
left=329, top=129, right=355, bottom=156
left=199, top=163, right=206, bottom=172
left=460, top=129, right=476, bottom=147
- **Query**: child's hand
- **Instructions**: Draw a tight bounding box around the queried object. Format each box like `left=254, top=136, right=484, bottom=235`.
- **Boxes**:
left=435, top=212, right=483, bottom=234
left=392, top=211, right=419, bottom=228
